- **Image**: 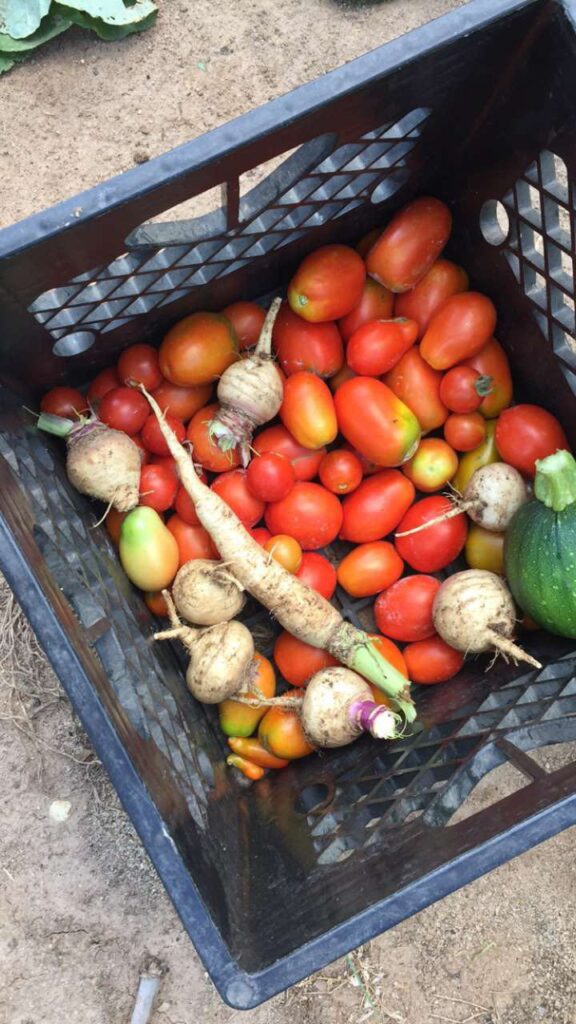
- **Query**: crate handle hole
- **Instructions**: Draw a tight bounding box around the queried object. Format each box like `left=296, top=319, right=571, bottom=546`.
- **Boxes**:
left=480, top=200, right=509, bottom=246
left=52, top=331, right=96, bottom=358
left=295, top=782, right=332, bottom=814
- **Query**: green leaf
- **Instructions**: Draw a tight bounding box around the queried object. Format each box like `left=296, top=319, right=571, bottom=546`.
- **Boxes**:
left=0, top=52, right=16, bottom=72
left=0, top=13, right=71, bottom=52
left=0, top=0, right=51, bottom=39
left=56, top=0, right=156, bottom=26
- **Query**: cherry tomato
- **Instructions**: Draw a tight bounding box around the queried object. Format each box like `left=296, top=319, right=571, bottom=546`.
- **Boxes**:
left=99, top=387, right=149, bottom=435
left=272, top=301, right=343, bottom=377
left=211, top=469, right=265, bottom=527
left=420, top=292, right=497, bottom=370
left=265, top=482, right=343, bottom=550
left=159, top=312, right=238, bottom=386
left=222, top=300, right=266, bottom=350
left=366, top=197, right=452, bottom=292
left=394, top=259, right=469, bottom=336
left=295, top=552, right=337, bottom=599
left=144, top=590, right=170, bottom=617
left=105, top=507, right=128, bottom=546
left=384, top=347, right=448, bottom=432
left=248, top=526, right=272, bottom=546
left=151, top=379, right=212, bottom=421
left=452, top=419, right=498, bottom=493
left=346, top=318, right=419, bottom=376
left=167, top=515, right=219, bottom=564
left=246, top=452, right=295, bottom=502
left=117, top=344, right=162, bottom=390
left=465, top=524, right=505, bottom=574
left=495, top=404, right=569, bottom=477
left=404, top=636, right=464, bottom=684
left=253, top=424, right=325, bottom=481
left=439, top=366, right=493, bottom=414
left=368, top=634, right=408, bottom=705
left=444, top=412, right=486, bottom=452
left=288, top=245, right=366, bottom=322
left=259, top=696, right=314, bottom=758
left=187, top=402, right=241, bottom=473
left=87, top=367, right=121, bottom=406
left=141, top=413, right=186, bottom=456
left=280, top=372, right=338, bottom=449
left=464, top=337, right=513, bottom=418
left=340, top=470, right=415, bottom=543
left=395, top=496, right=468, bottom=572
left=337, top=541, right=403, bottom=597
left=375, top=574, right=440, bottom=642
left=402, top=438, right=458, bottom=493
left=273, top=631, right=338, bottom=687
left=264, top=534, right=303, bottom=573
left=40, top=386, right=88, bottom=420
left=338, top=278, right=394, bottom=341
left=335, top=377, right=421, bottom=467
left=139, top=464, right=178, bottom=512
left=174, top=485, right=200, bottom=526
left=319, top=450, right=363, bottom=494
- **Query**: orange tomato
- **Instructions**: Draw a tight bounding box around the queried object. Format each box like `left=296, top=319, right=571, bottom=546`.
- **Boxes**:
left=420, top=293, right=497, bottom=370
left=259, top=696, right=314, bottom=759
left=273, top=631, right=338, bottom=687
left=444, top=412, right=487, bottom=452
left=226, top=755, right=265, bottom=780
left=187, top=402, right=241, bottom=473
left=151, top=380, right=213, bottom=421
left=264, top=534, right=303, bottom=573
left=464, top=337, right=514, bottom=418
left=337, top=541, right=404, bottom=598
left=404, top=636, right=464, bottom=684
left=227, top=737, right=289, bottom=769
left=288, top=244, right=366, bottom=322
left=366, top=197, right=452, bottom=292
left=394, top=259, right=469, bottom=336
left=280, top=372, right=338, bottom=449
left=384, top=347, right=448, bottom=433
left=335, top=377, right=421, bottom=466
left=159, top=312, right=238, bottom=386
left=338, top=278, right=394, bottom=341
left=222, top=301, right=266, bottom=350
left=219, top=653, right=276, bottom=737
left=346, top=318, right=419, bottom=376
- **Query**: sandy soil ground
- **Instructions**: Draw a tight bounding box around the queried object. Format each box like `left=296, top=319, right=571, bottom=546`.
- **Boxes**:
left=1, top=1, right=576, bottom=1022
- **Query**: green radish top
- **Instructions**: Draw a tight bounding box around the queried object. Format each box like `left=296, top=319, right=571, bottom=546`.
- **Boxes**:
left=533, top=449, right=576, bottom=512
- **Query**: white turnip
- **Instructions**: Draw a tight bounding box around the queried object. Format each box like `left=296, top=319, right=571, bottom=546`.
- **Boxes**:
left=172, top=559, right=245, bottom=625
left=302, top=667, right=399, bottom=747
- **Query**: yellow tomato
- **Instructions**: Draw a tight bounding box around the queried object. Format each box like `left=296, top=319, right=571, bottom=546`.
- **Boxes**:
left=452, top=418, right=498, bottom=493
left=465, top=524, right=505, bottom=575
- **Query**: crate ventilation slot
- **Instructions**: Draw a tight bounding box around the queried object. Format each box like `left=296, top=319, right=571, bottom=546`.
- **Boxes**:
left=28, top=108, right=431, bottom=346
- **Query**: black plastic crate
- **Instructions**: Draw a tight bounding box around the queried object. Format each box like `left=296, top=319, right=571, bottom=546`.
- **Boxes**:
left=2, top=0, right=576, bottom=1008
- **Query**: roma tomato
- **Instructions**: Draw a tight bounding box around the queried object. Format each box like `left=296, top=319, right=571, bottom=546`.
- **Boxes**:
left=335, top=377, right=420, bottom=466
left=167, top=515, right=219, bottom=564
left=295, top=552, right=337, bottom=599
left=366, top=197, right=452, bottom=292
left=337, top=541, right=403, bottom=597
left=495, top=404, right=569, bottom=477
left=439, top=365, right=493, bottom=414
left=328, top=364, right=356, bottom=393
left=105, top=507, right=128, bottom=546
left=288, top=245, right=366, bottom=322
left=356, top=227, right=381, bottom=259
left=258, top=697, right=314, bottom=758
left=41, top=386, right=88, bottom=420
left=272, top=302, right=343, bottom=377
left=87, top=367, right=120, bottom=405
left=402, top=438, right=458, bottom=492
left=465, top=524, right=505, bottom=574
left=395, top=496, right=468, bottom=571
left=159, top=312, right=238, bottom=386
left=273, top=631, right=338, bottom=687
left=187, top=403, right=241, bottom=472
left=219, top=652, right=276, bottom=737
left=151, top=379, right=212, bottom=421
left=264, top=534, right=303, bottom=573
left=404, top=636, right=464, bottom=684
left=141, top=413, right=186, bottom=456
left=420, top=292, right=497, bottom=370
left=444, top=412, right=486, bottom=452
left=338, top=278, right=394, bottom=341
left=139, top=463, right=178, bottom=512
left=265, top=482, right=343, bottom=549
left=117, top=344, right=162, bottom=390
left=346, top=318, right=419, bottom=376
left=384, top=347, right=448, bottom=432
left=246, top=452, right=295, bottom=502
left=211, top=469, right=265, bottom=527
left=340, top=470, right=415, bottom=543
left=174, top=485, right=200, bottom=526
left=394, top=259, right=469, bottom=336
left=120, top=508, right=180, bottom=592
left=99, top=387, right=149, bottom=435
left=464, top=337, right=513, bottom=418
left=222, top=301, right=266, bottom=350
left=253, top=424, right=325, bottom=481
left=452, top=419, right=498, bottom=493
left=280, top=372, right=338, bottom=450
left=319, top=449, right=363, bottom=494
left=374, top=574, right=440, bottom=642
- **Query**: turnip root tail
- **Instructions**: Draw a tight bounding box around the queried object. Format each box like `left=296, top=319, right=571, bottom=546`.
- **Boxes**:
left=254, top=296, right=282, bottom=358
left=483, top=629, right=542, bottom=669
left=396, top=502, right=468, bottom=537
left=140, top=385, right=417, bottom=723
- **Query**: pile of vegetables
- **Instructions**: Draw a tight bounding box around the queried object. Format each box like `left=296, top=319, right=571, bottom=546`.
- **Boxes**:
left=38, top=194, right=573, bottom=781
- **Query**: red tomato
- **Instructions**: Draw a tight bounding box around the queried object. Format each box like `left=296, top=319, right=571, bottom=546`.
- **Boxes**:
left=187, top=403, right=241, bottom=473
left=131, top=434, right=149, bottom=464
left=150, top=454, right=179, bottom=481
left=384, top=347, right=448, bottom=432
left=167, top=516, right=218, bottom=564
left=175, top=482, right=211, bottom=526
left=253, top=424, right=325, bottom=481
left=495, top=404, right=569, bottom=477
left=288, top=245, right=366, bottom=322
left=318, top=450, right=363, bottom=494
left=87, top=367, right=120, bottom=405
left=337, top=541, right=403, bottom=597
left=356, top=227, right=381, bottom=259
left=151, top=379, right=212, bottom=421
left=272, top=301, right=343, bottom=377
left=117, top=344, right=162, bottom=390
left=343, top=443, right=381, bottom=476
left=295, top=552, right=337, bottom=599
left=211, top=469, right=265, bottom=527
left=159, top=312, right=238, bottom=386
left=444, top=412, right=486, bottom=452
left=139, top=464, right=178, bottom=512
left=420, top=293, right=497, bottom=370
left=222, top=301, right=266, bottom=350
left=40, top=386, right=88, bottom=420
left=374, top=575, right=440, bottom=642
left=338, top=278, right=394, bottom=341
left=439, top=366, right=493, bottom=414
left=141, top=413, right=186, bottom=456
left=264, top=534, right=302, bottom=573
left=368, top=634, right=408, bottom=705
left=346, top=318, right=419, bottom=376
left=340, top=470, right=415, bottom=543
left=249, top=526, right=272, bottom=546
left=335, top=377, right=421, bottom=467
left=280, top=372, right=338, bottom=450
left=395, top=496, right=468, bottom=571
left=246, top=452, right=295, bottom=502
left=273, top=631, right=338, bottom=687
left=265, top=482, right=343, bottom=550
left=144, top=590, right=170, bottom=617
left=328, top=364, right=356, bottom=393
left=404, top=636, right=464, bottom=684
left=99, top=387, right=149, bottom=435
left=402, top=438, right=458, bottom=492
left=366, top=197, right=452, bottom=292
left=464, top=337, right=513, bottom=418
left=105, top=507, right=127, bottom=546
left=394, top=259, right=469, bottom=336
